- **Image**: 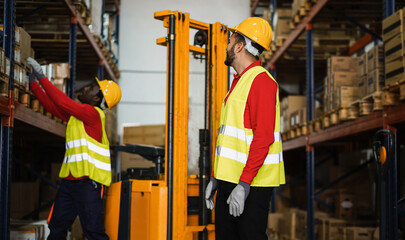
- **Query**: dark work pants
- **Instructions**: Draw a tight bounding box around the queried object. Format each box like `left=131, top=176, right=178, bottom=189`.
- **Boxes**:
left=48, top=179, right=109, bottom=240
left=215, top=180, right=273, bottom=240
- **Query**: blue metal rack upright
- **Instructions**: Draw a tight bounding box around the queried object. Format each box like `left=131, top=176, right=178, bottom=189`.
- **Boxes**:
left=306, top=22, right=315, bottom=240
left=0, top=1, right=15, bottom=239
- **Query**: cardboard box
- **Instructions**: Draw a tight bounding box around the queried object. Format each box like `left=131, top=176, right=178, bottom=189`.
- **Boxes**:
left=385, top=57, right=405, bottom=86
left=122, top=124, right=165, bottom=146
left=367, top=45, right=384, bottom=71
left=267, top=213, right=283, bottom=232
left=281, top=95, right=306, bottom=131
left=10, top=224, right=44, bottom=240
left=53, top=78, right=66, bottom=93
left=331, top=72, right=360, bottom=94
left=295, top=210, right=307, bottom=240
left=382, top=8, right=405, bottom=42
left=334, top=189, right=355, bottom=220
left=120, top=152, right=155, bottom=172
left=384, top=32, right=405, bottom=64
left=367, top=68, right=385, bottom=95
left=5, top=57, right=10, bottom=77
left=14, top=47, right=21, bottom=64
left=358, top=76, right=367, bottom=99
left=18, top=27, right=31, bottom=66
left=279, top=210, right=297, bottom=239
left=321, top=218, right=348, bottom=240
left=290, top=108, right=307, bottom=126
left=275, top=9, right=292, bottom=45
left=334, top=86, right=359, bottom=108
left=359, top=52, right=367, bottom=76
left=346, top=227, right=375, bottom=240
left=10, top=181, right=40, bottom=219
left=53, top=63, right=70, bottom=79
left=328, top=56, right=360, bottom=74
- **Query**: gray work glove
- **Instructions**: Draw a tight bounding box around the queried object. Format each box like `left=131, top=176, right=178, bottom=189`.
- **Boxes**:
left=205, top=177, right=218, bottom=210
left=226, top=181, right=250, bottom=217
left=29, top=73, right=36, bottom=86
left=27, top=57, right=45, bottom=80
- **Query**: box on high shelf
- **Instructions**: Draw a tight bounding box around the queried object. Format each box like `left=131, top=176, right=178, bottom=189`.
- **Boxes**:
left=53, top=63, right=70, bottom=79
left=384, top=31, right=405, bottom=64
left=328, top=56, right=360, bottom=75
left=14, top=46, right=21, bottom=64
left=334, top=86, right=359, bottom=108
left=359, top=52, right=367, bottom=77
left=385, top=56, right=405, bottom=86
left=281, top=95, right=306, bottom=132
left=17, top=27, right=31, bottom=66
left=4, top=57, right=10, bottom=77
left=274, top=9, right=292, bottom=46
left=289, top=108, right=306, bottom=128
left=367, top=45, right=384, bottom=72
left=330, top=72, right=360, bottom=108
left=358, top=76, right=367, bottom=99
left=367, top=68, right=385, bottom=95
left=382, top=7, right=405, bottom=42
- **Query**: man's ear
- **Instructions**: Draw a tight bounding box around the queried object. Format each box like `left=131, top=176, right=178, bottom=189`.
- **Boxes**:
left=92, top=95, right=101, bottom=104
left=234, top=42, right=245, bottom=54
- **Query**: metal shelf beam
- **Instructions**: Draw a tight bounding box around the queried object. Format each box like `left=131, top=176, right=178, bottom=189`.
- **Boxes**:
left=63, top=0, right=117, bottom=81
left=266, top=0, right=329, bottom=67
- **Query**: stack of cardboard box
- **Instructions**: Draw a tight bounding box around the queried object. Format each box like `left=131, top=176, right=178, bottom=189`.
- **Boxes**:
left=383, top=8, right=405, bottom=85
left=366, top=45, right=385, bottom=95
left=325, top=56, right=360, bottom=110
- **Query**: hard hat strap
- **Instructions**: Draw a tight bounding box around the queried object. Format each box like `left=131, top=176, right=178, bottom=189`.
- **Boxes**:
left=241, top=34, right=260, bottom=57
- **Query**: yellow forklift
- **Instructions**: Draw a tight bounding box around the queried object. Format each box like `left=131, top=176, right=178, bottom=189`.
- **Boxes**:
left=105, top=10, right=231, bottom=239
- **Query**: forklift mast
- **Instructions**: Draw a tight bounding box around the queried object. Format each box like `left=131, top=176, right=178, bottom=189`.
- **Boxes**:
left=105, top=10, right=230, bottom=240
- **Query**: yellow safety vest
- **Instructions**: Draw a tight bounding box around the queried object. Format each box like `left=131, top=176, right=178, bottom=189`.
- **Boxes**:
left=59, top=107, right=112, bottom=186
left=214, top=66, right=285, bottom=187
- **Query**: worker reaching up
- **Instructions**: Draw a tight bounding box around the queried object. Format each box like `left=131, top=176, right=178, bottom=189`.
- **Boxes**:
left=27, top=57, right=121, bottom=240
left=205, top=17, right=285, bottom=240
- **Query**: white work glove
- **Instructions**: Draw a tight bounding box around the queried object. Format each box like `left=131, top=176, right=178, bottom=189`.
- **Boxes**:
left=226, top=181, right=250, bottom=217
left=205, top=177, right=218, bottom=210
left=27, top=57, right=45, bottom=80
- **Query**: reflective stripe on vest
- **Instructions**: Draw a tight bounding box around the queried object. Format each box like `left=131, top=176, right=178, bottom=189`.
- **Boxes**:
left=59, top=107, right=112, bottom=186
left=214, top=66, right=285, bottom=187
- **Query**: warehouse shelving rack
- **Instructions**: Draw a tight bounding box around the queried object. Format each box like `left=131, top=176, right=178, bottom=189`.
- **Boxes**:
left=264, top=0, right=405, bottom=239
left=0, top=0, right=120, bottom=238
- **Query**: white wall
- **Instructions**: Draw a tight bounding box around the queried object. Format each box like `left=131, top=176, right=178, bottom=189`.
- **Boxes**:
left=118, top=0, right=249, bottom=174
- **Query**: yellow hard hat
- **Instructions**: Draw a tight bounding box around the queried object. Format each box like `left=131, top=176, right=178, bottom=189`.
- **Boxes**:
left=95, top=77, right=121, bottom=109
left=231, top=17, right=272, bottom=51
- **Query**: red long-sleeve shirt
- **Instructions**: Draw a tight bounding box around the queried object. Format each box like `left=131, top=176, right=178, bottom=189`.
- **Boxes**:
left=31, top=77, right=102, bottom=180
left=214, top=60, right=277, bottom=185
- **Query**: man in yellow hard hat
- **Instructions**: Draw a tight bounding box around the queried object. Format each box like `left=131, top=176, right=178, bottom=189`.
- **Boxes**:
left=27, top=57, right=121, bottom=240
left=205, top=17, right=285, bottom=239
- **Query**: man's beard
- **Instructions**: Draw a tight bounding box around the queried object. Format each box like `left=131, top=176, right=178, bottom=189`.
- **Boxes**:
left=224, top=44, right=236, bottom=66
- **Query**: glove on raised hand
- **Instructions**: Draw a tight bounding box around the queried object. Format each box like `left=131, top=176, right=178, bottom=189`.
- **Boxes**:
left=205, top=177, right=218, bottom=210
left=27, top=57, right=45, bottom=80
left=226, top=181, right=250, bottom=217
